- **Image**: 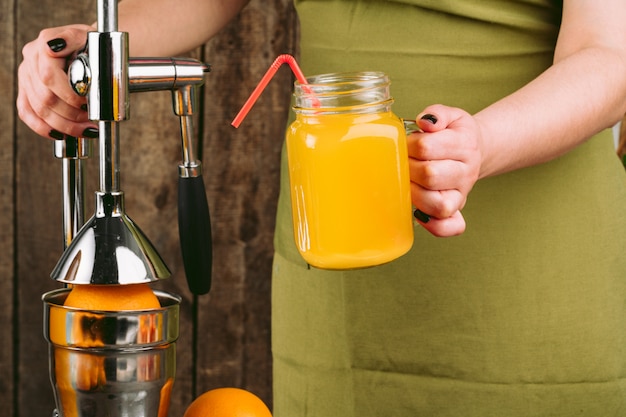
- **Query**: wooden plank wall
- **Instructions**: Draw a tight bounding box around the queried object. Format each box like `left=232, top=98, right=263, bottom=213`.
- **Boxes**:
left=2, top=1, right=298, bottom=416
left=0, top=0, right=16, bottom=414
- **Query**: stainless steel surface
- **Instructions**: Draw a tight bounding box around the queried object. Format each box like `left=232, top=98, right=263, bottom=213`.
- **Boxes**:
left=58, top=21, right=213, bottom=286
left=129, top=57, right=209, bottom=93
left=175, top=85, right=202, bottom=178
left=61, top=158, right=85, bottom=249
left=71, top=57, right=209, bottom=97
left=50, top=191, right=171, bottom=285
left=54, top=138, right=92, bottom=249
left=54, top=136, right=92, bottom=160
left=97, top=0, right=118, bottom=34
left=50, top=120, right=172, bottom=285
left=46, top=0, right=210, bottom=413
left=43, top=289, right=180, bottom=417
left=98, top=121, right=120, bottom=193
left=57, top=52, right=210, bottom=284
left=86, top=31, right=129, bottom=122
left=69, top=54, right=90, bottom=97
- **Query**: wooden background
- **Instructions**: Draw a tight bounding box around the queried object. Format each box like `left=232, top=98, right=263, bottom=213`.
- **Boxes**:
left=1, top=0, right=298, bottom=415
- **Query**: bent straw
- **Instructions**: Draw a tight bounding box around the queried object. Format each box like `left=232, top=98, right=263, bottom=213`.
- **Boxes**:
left=231, top=54, right=309, bottom=128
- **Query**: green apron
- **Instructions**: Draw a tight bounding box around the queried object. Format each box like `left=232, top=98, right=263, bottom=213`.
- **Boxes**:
left=272, top=1, right=626, bottom=415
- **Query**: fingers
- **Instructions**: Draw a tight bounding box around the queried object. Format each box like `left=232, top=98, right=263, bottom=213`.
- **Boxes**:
left=408, top=155, right=476, bottom=196
left=17, top=58, right=94, bottom=139
left=39, top=25, right=94, bottom=58
left=33, top=25, right=91, bottom=110
left=17, top=25, right=96, bottom=139
left=406, top=104, right=483, bottom=237
left=414, top=209, right=467, bottom=237
left=411, top=181, right=467, bottom=220
left=409, top=171, right=468, bottom=237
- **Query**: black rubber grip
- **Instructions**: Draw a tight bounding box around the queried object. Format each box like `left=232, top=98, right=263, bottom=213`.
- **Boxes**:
left=178, top=175, right=212, bottom=294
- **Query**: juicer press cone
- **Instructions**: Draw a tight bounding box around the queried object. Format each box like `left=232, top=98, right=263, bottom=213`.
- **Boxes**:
left=51, top=191, right=171, bottom=285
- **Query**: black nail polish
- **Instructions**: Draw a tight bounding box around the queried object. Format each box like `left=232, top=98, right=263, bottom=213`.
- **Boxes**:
left=80, top=104, right=88, bottom=112
left=47, top=38, right=67, bottom=53
left=420, top=114, right=438, bottom=125
left=82, top=127, right=99, bottom=138
left=413, top=209, right=431, bottom=223
left=49, top=129, right=65, bottom=140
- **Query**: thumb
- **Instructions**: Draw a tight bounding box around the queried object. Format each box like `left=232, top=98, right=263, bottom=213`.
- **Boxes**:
left=416, top=112, right=441, bottom=133
left=416, top=104, right=469, bottom=133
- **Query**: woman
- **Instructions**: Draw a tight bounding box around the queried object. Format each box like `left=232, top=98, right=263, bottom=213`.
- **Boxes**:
left=17, top=1, right=626, bottom=415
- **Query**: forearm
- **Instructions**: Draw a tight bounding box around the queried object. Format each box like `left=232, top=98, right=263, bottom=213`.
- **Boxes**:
left=111, top=0, right=250, bottom=56
left=476, top=46, right=626, bottom=178
left=476, top=0, right=626, bottom=179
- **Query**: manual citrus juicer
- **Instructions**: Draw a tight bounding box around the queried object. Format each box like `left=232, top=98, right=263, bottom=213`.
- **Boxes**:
left=42, top=0, right=212, bottom=415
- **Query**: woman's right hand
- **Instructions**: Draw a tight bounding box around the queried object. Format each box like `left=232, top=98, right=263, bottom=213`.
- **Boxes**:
left=17, top=24, right=99, bottom=140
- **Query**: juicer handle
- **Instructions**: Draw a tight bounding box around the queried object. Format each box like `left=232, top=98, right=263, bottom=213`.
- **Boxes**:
left=173, top=81, right=212, bottom=294
left=178, top=171, right=212, bottom=295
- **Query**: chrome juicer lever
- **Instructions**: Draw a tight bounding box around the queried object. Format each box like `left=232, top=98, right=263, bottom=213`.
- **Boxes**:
left=66, top=33, right=212, bottom=292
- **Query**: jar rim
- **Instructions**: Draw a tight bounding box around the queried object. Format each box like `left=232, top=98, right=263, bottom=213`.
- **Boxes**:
left=293, top=71, right=392, bottom=113
left=297, top=70, right=388, bottom=83
left=294, top=71, right=389, bottom=92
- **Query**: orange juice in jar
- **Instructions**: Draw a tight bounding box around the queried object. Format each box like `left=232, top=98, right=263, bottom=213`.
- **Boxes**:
left=286, top=72, right=413, bottom=269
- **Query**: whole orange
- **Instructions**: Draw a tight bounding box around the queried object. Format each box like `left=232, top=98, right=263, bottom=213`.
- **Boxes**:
left=183, top=388, right=272, bottom=417
left=63, top=283, right=161, bottom=310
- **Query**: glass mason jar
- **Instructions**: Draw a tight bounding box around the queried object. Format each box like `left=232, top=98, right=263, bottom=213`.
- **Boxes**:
left=285, top=71, right=414, bottom=269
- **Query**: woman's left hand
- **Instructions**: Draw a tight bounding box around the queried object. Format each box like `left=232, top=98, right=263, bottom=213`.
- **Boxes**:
left=407, top=104, right=483, bottom=237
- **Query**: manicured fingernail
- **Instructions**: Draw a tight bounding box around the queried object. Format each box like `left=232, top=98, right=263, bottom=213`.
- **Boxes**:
left=82, top=127, right=99, bottom=138
left=413, top=209, right=431, bottom=223
left=420, top=114, right=438, bottom=125
left=47, top=38, right=66, bottom=53
left=80, top=104, right=88, bottom=112
left=49, top=129, right=65, bottom=140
